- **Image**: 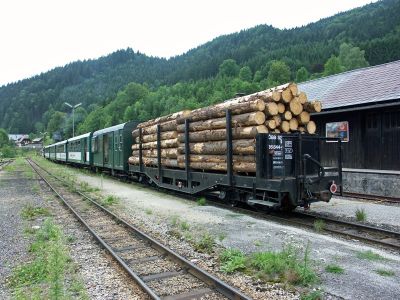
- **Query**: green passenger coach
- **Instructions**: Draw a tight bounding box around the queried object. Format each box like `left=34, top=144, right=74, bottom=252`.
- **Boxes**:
left=67, top=132, right=92, bottom=166
left=92, top=121, right=138, bottom=174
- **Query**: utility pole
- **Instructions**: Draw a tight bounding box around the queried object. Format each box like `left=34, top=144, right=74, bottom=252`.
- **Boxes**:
left=64, top=102, right=82, bottom=137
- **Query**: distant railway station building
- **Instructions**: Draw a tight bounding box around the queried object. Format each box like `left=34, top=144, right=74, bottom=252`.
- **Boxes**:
left=299, top=60, right=400, bottom=197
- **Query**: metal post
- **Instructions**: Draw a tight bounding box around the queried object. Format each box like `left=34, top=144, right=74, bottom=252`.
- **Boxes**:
left=64, top=102, right=81, bottom=137
left=139, top=128, right=143, bottom=172
left=225, top=109, right=233, bottom=187
left=184, top=119, right=191, bottom=188
left=157, top=124, right=161, bottom=181
left=338, top=138, right=343, bottom=195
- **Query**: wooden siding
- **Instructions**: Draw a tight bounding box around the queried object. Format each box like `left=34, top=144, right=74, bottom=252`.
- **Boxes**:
left=313, top=105, right=400, bottom=171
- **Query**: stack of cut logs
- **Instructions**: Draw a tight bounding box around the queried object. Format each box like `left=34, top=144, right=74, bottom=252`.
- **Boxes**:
left=129, top=82, right=322, bottom=173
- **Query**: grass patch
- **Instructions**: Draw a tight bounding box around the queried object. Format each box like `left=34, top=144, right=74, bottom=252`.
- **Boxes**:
left=220, top=249, right=246, bottom=273
left=313, top=219, right=325, bottom=232
left=79, top=181, right=99, bottom=193
left=355, top=208, right=367, bottom=222
left=218, top=242, right=318, bottom=286
left=180, top=221, right=190, bottom=231
left=145, top=208, right=153, bottom=215
left=102, top=195, right=119, bottom=206
left=375, top=269, right=395, bottom=276
left=301, top=290, right=323, bottom=300
left=250, top=242, right=317, bottom=285
left=8, top=219, right=87, bottom=298
left=197, top=197, right=206, bottom=206
left=171, top=215, right=180, bottom=226
left=325, top=264, right=344, bottom=274
left=357, top=250, right=384, bottom=261
left=21, top=205, right=50, bottom=220
left=218, top=232, right=227, bottom=242
left=194, top=233, right=215, bottom=254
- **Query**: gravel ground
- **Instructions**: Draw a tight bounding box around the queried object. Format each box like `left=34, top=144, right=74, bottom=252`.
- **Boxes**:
left=0, top=165, right=43, bottom=299
left=72, top=170, right=400, bottom=300
left=0, top=160, right=149, bottom=300
left=302, top=196, right=400, bottom=231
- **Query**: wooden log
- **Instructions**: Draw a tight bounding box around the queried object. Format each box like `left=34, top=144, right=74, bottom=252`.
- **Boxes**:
left=177, top=154, right=255, bottom=164
left=131, top=138, right=178, bottom=150
left=280, top=120, right=290, bottom=133
left=128, top=156, right=178, bottom=168
left=298, top=92, right=307, bottom=104
left=306, top=120, right=316, bottom=134
left=178, top=161, right=256, bottom=173
left=178, top=139, right=256, bottom=155
left=176, top=111, right=265, bottom=132
left=138, top=110, right=191, bottom=128
left=289, top=83, right=298, bottom=96
left=303, top=100, right=322, bottom=113
left=273, top=129, right=281, bottom=133
left=135, top=131, right=177, bottom=143
left=265, top=119, right=277, bottom=130
left=277, top=103, right=285, bottom=114
left=289, top=98, right=303, bottom=116
left=282, top=89, right=293, bottom=103
left=282, top=110, right=293, bottom=121
left=177, top=125, right=268, bottom=143
left=132, top=120, right=176, bottom=137
left=298, top=126, right=306, bottom=133
left=176, top=99, right=266, bottom=124
left=265, top=102, right=278, bottom=116
left=132, top=148, right=178, bottom=159
left=272, top=115, right=282, bottom=127
left=289, top=118, right=299, bottom=131
left=296, top=111, right=310, bottom=125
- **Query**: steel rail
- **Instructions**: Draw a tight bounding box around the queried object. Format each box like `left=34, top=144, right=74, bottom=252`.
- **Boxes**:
left=27, top=158, right=252, bottom=300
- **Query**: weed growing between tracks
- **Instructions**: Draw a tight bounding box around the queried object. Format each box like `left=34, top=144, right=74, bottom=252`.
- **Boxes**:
left=219, top=241, right=318, bottom=286
left=355, top=208, right=367, bottom=222
left=375, top=269, right=395, bottom=276
left=356, top=250, right=384, bottom=261
left=8, top=219, right=88, bottom=299
left=325, top=264, right=345, bottom=274
left=21, top=204, right=50, bottom=220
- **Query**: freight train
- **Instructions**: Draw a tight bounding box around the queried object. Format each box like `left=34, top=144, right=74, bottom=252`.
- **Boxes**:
left=43, top=115, right=342, bottom=211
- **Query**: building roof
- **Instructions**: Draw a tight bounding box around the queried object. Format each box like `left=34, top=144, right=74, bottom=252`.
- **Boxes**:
left=8, top=134, right=25, bottom=141
left=299, top=60, right=400, bottom=110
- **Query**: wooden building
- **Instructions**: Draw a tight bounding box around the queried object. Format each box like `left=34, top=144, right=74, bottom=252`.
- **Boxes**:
left=299, top=60, right=400, bottom=171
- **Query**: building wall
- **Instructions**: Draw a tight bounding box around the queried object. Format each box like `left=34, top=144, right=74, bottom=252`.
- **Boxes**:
left=313, top=105, right=400, bottom=171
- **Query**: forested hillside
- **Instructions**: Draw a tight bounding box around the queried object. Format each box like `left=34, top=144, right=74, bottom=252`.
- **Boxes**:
left=1, top=0, right=399, bottom=136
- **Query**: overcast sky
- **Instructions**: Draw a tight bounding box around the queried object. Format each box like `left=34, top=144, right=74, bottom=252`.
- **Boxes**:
left=0, top=0, right=377, bottom=86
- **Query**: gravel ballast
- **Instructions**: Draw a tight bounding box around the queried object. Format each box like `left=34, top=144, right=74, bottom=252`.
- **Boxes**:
left=70, top=169, right=400, bottom=300
left=1, top=160, right=149, bottom=299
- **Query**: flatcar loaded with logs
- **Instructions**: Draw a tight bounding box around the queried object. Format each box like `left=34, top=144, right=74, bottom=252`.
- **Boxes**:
left=128, top=83, right=342, bottom=210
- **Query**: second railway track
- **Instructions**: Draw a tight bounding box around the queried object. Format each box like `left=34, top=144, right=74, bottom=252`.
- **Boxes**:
left=27, top=158, right=251, bottom=300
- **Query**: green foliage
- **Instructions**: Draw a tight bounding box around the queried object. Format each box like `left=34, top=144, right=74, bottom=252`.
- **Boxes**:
left=301, top=290, right=323, bottom=300
left=0, top=128, right=9, bottom=147
left=220, top=249, right=246, bottom=273
left=325, top=264, right=345, bottom=274
left=324, top=55, right=343, bottom=76
left=357, top=250, right=384, bottom=261
left=102, top=195, right=119, bottom=206
left=194, top=233, right=215, bottom=253
left=296, top=67, right=310, bottom=83
left=313, top=219, right=325, bottom=232
left=239, top=66, right=253, bottom=82
left=267, top=60, right=291, bottom=86
left=9, top=219, right=87, bottom=298
left=375, top=269, right=395, bottom=276
left=197, top=197, right=207, bottom=206
left=339, top=43, right=369, bottom=71
left=355, top=207, right=367, bottom=221
left=250, top=242, right=317, bottom=285
left=219, top=59, right=240, bottom=77
left=21, top=205, right=50, bottom=220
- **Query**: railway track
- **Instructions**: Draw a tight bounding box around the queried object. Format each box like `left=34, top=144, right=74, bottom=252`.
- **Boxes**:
left=340, top=191, right=400, bottom=204
left=27, top=158, right=251, bottom=300
left=0, top=159, right=13, bottom=170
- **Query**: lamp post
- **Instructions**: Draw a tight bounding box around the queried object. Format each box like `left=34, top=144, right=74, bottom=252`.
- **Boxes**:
left=64, top=102, right=81, bottom=137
